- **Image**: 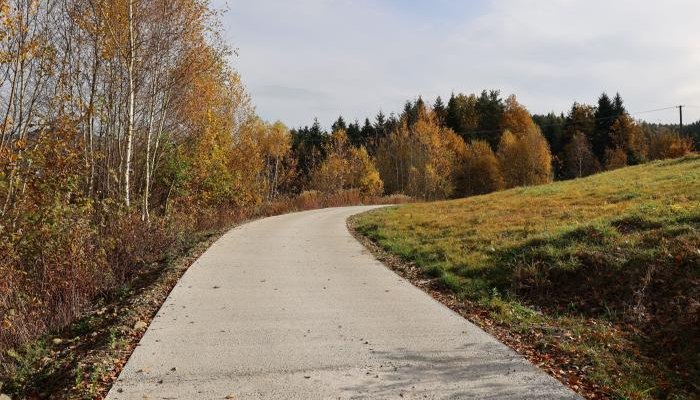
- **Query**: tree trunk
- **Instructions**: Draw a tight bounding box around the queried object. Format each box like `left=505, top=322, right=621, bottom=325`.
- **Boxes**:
left=124, top=0, right=136, bottom=208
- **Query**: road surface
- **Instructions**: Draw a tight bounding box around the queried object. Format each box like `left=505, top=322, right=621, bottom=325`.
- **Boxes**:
left=108, top=206, right=578, bottom=399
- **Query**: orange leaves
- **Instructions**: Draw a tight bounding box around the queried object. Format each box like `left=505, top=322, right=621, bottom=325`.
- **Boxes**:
left=501, top=94, right=537, bottom=135
left=648, top=128, right=693, bottom=161
left=609, top=114, right=648, bottom=164
left=497, top=126, right=553, bottom=188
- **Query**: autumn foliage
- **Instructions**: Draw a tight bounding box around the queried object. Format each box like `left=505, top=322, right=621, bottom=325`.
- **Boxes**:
left=375, top=112, right=465, bottom=200
left=310, top=130, right=383, bottom=196
left=461, top=140, right=503, bottom=195
left=0, top=0, right=697, bottom=391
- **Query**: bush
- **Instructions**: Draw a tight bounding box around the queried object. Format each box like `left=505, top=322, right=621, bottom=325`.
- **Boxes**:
left=648, top=129, right=694, bottom=161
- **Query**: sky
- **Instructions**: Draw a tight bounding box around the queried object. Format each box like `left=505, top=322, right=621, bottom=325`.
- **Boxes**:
left=211, top=0, right=700, bottom=129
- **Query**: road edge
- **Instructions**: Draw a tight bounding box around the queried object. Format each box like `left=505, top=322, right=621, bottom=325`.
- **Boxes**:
left=346, top=212, right=594, bottom=399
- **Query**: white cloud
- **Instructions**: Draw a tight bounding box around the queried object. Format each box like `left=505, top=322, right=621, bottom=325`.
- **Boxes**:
left=213, top=0, right=700, bottom=128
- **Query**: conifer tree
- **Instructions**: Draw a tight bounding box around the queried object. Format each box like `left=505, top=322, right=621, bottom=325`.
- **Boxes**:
left=446, top=93, right=459, bottom=132
left=613, top=92, right=626, bottom=116
left=433, top=96, right=447, bottom=125
left=347, top=120, right=362, bottom=146
left=360, top=118, right=375, bottom=146
left=374, top=110, right=387, bottom=139
left=475, top=90, right=505, bottom=147
left=533, top=112, right=566, bottom=157
left=331, top=116, right=347, bottom=133
left=445, top=93, right=478, bottom=141
left=593, top=92, right=616, bottom=161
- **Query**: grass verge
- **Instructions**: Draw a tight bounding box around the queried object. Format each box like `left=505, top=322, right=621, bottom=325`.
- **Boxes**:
left=351, top=155, right=700, bottom=400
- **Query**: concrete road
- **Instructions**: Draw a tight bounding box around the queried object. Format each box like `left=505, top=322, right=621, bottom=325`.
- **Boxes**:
left=107, top=206, right=579, bottom=399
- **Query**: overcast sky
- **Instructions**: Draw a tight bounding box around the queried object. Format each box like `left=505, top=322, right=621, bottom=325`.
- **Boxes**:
left=212, top=0, right=700, bottom=129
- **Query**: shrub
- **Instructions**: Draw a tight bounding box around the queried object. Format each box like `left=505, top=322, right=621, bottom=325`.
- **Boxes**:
left=648, top=129, right=694, bottom=161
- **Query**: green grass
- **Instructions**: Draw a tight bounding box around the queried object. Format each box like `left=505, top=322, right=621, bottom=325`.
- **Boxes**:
left=356, top=155, right=700, bottom=399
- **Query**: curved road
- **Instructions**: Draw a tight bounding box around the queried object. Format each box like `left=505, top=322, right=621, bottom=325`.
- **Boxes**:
left=108, top=206, right=578, bottom=399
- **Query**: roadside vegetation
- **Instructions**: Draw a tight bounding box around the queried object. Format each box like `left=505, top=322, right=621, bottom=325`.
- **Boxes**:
left=0, top=0, right=399, bottom=395
left=355, top=155, right=700, bottom=399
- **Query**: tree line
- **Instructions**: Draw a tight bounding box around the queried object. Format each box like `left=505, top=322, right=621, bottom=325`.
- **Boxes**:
left=290, top=91, right=696, bottom=200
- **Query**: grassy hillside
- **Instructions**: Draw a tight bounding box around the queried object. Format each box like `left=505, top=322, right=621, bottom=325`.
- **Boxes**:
left=355, top=155, right=700, bottom=399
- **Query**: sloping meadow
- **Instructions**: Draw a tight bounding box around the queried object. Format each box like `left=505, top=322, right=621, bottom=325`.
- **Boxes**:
left=356, top=155, right=700, bottom=399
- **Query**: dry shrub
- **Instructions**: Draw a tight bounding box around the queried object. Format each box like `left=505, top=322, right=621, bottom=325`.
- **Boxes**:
left=0, top=205, right=108, bottom=357
left=259, top=199, right=294, bottom=216
left=100, top=212, right=186, bottom=282
left=322, top=189, right=363, bottom=208
left=295, top=190, right=323, bottom=210
left=648, top=130, right=694, bottom=161
left=604, top=146, right=629, bottom=170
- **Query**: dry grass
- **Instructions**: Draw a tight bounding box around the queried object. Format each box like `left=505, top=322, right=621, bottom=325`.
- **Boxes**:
left=355, top=154, right=700, bottom=399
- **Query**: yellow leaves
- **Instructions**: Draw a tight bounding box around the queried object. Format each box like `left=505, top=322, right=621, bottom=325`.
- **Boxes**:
left=13, top=138, right=26, bottom=150
left=497, top=126, right=553, bottom=188
left=376, top=112, right=462, bottom=199
left=501, top=95, right=536, bottom=136
left=310, top=130, right=383, bottom=197
left=0, top=0, right=10, bottom=36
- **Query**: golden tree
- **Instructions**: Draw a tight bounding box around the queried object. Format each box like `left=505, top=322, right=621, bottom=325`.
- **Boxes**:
left=463, top=140, right=504, bottom=195
left=497, top=127, right=553, bottom=188
left=255, top=120, right=296, bottom=200
left=375, top=112, right=463, bottom=199
left=609, top=114, right=647, bottom=164
left=310, top=130, right=383, bottom=196
left=500, top=95, right=537, bottom=135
